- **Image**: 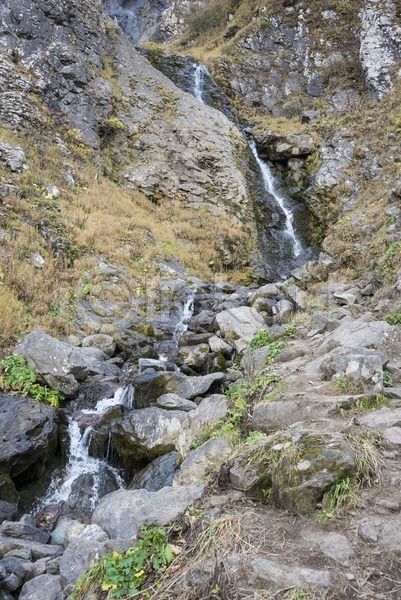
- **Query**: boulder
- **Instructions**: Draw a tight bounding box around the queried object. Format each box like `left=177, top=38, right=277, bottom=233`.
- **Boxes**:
left=0, top=142, right=29, bottom=173
left=156, top=394, right=198, bottom=411
left=129, top=452, right=179, bottom=492
left=178, top=344, right=210, bottom=371
left=59, top=524, right=109, bottom=589
left=177, top=395, right=229, bottom=456
left=19, top=575, right=63, bottom=600
left=110, top=407, right=187, bottom=463
left=208, top=336, right=233, bottom=356
left=215, top=307, right=267, bottom=353
left=81, top=334, right=116, bottom=357
left=0, top=537, right=63, bottom=560
left=252, top=397, right=342, bottom=432
left=92, top=485, right=204, bottom=539
left=272, top=300, right=294, bottom=325
left=174, top=437, right=233, bottom=486
left=229, top=430, right=355, bottom=515
left=319, top=348, right=384, bottom=393
left=104, top=394, right=228, bottom=463
left=0, top=522, right=50, bottom=544
left=317, top=319, right=395, bottom=357
left=250, top=557, right=331, bottom=591
left=0, top=395, right=58, bottom=482
left=15, top=330, right=91, bottom=396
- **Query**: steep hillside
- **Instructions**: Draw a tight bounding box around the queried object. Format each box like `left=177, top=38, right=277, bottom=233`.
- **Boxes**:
left=0, top=0, right=261, bottom=349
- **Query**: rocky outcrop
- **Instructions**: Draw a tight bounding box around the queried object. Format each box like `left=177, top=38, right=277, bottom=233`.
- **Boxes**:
left=0, top=395, right=58, bottom=500
left=229, top=430, right=356, bottom=515
left=359, top=0, right=401, bottom=99
left=0, top=0, right=255, bottom=230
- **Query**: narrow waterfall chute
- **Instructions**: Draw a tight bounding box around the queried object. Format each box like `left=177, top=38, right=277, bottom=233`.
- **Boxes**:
left=250, top=141, right=303, bottom=258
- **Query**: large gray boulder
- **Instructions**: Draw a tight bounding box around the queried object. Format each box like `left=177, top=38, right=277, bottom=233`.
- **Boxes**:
left=59, top=524, right=109, bottom=589
left=215, top=307, right=267, bottom=353
left=103, top=394, right=228, bottom=462
left=174, top=437, right=233, bottom=486
left=0, top=395, right=58, bottom=483
left=317, top=318, right=395, bottom=357
left=319, top=347, right=384, bottom=394
left=15, top=330, right=113, bottom=396
left=19, top=575, right=62, bottom=600
left=129, top=452, right=179, bottom=492
left=92, top=485, right=205, bottom=539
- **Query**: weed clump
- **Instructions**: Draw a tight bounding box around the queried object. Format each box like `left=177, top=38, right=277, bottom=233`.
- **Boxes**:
left=0, top=354, right=63, bottom=407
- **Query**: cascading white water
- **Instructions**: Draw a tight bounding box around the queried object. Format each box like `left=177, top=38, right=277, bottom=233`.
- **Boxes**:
left=250, top=141, right=303, bottom=257
left=192, top=61, right=303, bottom=259
left=193, top=64, right=206, bottom=103
left=173, top=289, right=196, bottom=343
left=40, top=387, right=133, bottom=511
left=157, top=286, right=197, bottom=364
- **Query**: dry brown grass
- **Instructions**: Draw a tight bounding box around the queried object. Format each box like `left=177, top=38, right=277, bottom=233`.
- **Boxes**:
left=0, top=119, right=252, bottom=350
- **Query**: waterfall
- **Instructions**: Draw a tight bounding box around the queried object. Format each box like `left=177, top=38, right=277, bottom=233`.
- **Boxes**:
left=191, top=61, right=303, bottom=260
left=250, top=141, right=303, bottom=258
left=193, top=64, right=206, bottom=103
left=39, top=387, right=133, bottom=511
left=173, top=288, right=196, bottom=343
left=158, top=286, right=197, bottom=363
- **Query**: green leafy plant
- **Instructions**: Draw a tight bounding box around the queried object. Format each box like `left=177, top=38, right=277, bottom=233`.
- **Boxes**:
left=73, top=526, right=174, bottom=599
left=249, top=328, right=270, bottom=350
left=0, top=355, right=63, bottom=407
left=318, top=476, right=358, bottom=523
left=383, top=370, right=393, bottom=387
left=386, top=313, right=401, bottom=325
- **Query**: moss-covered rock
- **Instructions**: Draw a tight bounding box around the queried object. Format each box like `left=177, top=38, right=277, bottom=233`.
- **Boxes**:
left=229, top=430, right=356, bottom=515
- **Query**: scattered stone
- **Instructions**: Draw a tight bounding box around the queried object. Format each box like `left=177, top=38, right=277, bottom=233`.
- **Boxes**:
left=215, top=307, right=267, bottom=353
left=156, top=394, right=197, bottom=411
left=19, top=574, right=63, bottom=599
left=92, top=485, right=205, bottom=539
left=319, top=533, right=354, bottom=566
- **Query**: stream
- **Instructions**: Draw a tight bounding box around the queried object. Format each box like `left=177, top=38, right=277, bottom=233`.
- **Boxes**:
left=191, top=62, right=304, bottom=262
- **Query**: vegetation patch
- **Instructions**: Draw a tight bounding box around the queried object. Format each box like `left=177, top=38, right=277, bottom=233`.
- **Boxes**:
left=319, top=431, right=382, bottom=522
left=73, top=526, right=174, bottom=599
left=0, top=354, right=63, bottom=407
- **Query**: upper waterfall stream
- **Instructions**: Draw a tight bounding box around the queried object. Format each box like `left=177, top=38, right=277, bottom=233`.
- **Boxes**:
left=192, top=61, right=303, bottom=264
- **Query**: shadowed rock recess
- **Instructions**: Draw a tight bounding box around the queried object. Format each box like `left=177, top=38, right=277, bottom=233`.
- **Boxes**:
left=1, top=0, right=401, bottom=599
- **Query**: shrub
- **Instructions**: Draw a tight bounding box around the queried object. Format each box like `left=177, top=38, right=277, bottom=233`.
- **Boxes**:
left=99, top=116, right=128, bottom=138
left=0, top=355, right=63, bottom=407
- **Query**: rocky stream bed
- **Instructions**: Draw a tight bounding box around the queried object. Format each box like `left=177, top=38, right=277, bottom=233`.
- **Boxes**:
left=1, top=263, right=401, bottom=599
